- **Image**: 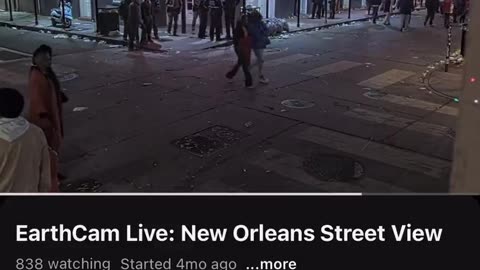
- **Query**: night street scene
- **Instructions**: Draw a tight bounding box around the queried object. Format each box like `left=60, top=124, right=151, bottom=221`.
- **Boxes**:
left=0, top=0, right=478, bottom=193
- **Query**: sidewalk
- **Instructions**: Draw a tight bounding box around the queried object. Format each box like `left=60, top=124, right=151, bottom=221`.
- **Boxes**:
left=1, top=7, right=423, bottom=50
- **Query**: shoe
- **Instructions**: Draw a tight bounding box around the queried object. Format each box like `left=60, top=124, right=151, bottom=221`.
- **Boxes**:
left=154, top=36, right=160, bottom=40
left=259, top=76, right=270, bottom=84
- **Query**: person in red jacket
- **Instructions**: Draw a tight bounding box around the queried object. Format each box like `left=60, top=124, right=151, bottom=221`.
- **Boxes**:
left=443, top=0, right=453, bottom=27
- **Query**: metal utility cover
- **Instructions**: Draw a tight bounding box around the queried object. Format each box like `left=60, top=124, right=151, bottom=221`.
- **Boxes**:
left=173, top=125, right=249, bottom=157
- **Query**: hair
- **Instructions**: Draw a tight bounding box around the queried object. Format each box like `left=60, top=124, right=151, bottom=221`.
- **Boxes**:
left=0, top=88, right=25, bottom=118
left=32, top=44, right=52, bottom=66
left=31, top=44, right=61, bottom=95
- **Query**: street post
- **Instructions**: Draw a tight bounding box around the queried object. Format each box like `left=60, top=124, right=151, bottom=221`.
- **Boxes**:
left=450, top=0, right=480, bottom=193
left=324, top=0, right=328, bottom=23
left=33, top=0, right=38, bottom=25
left=266, top=0, right=269, bottom=18
left=181, top=0, right=186, bottom=34
left=461, top=23, right=468, bottom=57
left=348, top=0, right=352, bottom=19
left=297, top=0, right=300, bottom=27
left=445, top=22, right=452, bottom=72
left=8, top=0, right=13, bottom=21
left=61, top=0, right=66, bottom=28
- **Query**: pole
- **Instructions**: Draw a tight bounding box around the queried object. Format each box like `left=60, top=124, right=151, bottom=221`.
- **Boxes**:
left=348, top=0, right=351, bottom=19
left=95, top=0, right=99, bottom=32
left=266, top=0, right=269, bottom=18
left=445, top=22, right=452, bottom=72
left=450, top=0, right=480, bottom=193
left=61, top=0, right=65, bottom=28
left=33, top=0, right=38, bottom=25
left=181, top=0, right=186, bottom=34
left=297, top=0, right=300, bottom=27
left=243, top=0, right=246, bottom=15
left=324, top=0, right=327, bottom=23
left=461, top=23, right=468, bottom=57
left=8, top=0, right=13, bottom=21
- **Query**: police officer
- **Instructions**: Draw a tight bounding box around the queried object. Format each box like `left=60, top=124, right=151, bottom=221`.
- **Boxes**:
left=152, top=0, right=161, bottom=39
left=198, top=0, right=209, bottom=38
left=328, top=0, right=336, bottom=19
left=141, top=0, right=153, bottom=43
left=224, top=0, right=239, bottom=40
left=209, top=0, right=223, bottom=42
left=127, top=0, right=142, bottom=50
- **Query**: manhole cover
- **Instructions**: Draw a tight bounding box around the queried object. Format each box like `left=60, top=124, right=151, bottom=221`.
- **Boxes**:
left=173, top=125, right=249, bottom=157
left=303, top=153, right=365, bottom=181
left=281, top=99, right=315, bottom=109
left=363, top=90, right=387, bottom=100
left=59, top=73, right=79, bottom=82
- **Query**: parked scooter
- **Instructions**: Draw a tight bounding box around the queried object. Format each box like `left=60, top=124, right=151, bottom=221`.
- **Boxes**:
left=50, top=1, right=73, bottom=28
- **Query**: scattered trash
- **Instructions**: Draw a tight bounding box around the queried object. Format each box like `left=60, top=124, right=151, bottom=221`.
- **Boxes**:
left=280, top=109, right=288, bottom=112
left=12, top=27, right=17, bottom=30
left=73, top=107, right=88, bottom=112
left=176, top=51, right=180, bottom=54
left=84, top=38, right=91, bottom=42
left=53, top=34, right=69, bottom=39
left=244, top=121, right=253, bottom=128
left=419, top=87, right=427, bottom=90
left=152, top=162, right=158, bottom=167
left=98, top=40, right=107, bottom=45
left=40, top=30, right=45, bottom=33
left=71, top=35, right=78, bottom=39
left=143, top=82, right=152, bottom=86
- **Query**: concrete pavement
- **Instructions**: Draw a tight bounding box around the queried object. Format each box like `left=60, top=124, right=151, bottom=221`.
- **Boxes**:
left=0, top=12, right=464, bottom=193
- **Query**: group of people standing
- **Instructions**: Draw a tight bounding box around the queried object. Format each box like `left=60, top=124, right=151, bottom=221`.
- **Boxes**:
left=311, top=0, right=339, bottom=20
left=192, top=0, right=240, bottom=41
left=1, top=45, right=67, bottom=192
left=120, top=0, right=163, bottom=51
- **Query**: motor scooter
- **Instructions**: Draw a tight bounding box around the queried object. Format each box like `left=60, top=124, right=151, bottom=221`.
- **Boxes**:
left=50, top=1, right=73, bottom=28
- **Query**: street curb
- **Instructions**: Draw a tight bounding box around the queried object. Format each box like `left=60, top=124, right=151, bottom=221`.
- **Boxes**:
left=0, top=21, right=128, bottom=45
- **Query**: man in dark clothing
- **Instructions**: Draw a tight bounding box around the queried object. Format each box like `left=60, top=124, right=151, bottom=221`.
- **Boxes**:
left=141, top=0, right=153, bottom=43
left=128, top=0, right=142, bottom=50
left=119, top=0, right=132, bottom=41
left=371, top=0, right=382, bottom=24
left=198, top=0, right=209, bottom=38
left=152, top=0, right=161, bottom=39
left=166, top=0, right=182, bottom=36
left=311, top=0, right=323, bottom=19
left=397, top=0, right=414, bottom=31
left=224, top=0, right=239, bottom=40
left=209, top=0, right=223, bottom=42
left=328, top=0, right=336, bottom=19
left=425, top=0, right=439, bottom=26
left=453, top=0, right=465, bottom=23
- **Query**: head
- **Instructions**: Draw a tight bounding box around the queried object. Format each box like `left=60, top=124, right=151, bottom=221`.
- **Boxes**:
left=0, top=88, right=24, bottom=119
left=32, top=45, right=53, bottom=70
left=249, top=9, right=262, bottom=22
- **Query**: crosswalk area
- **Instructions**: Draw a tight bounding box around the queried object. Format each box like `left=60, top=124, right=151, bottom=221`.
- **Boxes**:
left=194, top=50, right=457, bottom=192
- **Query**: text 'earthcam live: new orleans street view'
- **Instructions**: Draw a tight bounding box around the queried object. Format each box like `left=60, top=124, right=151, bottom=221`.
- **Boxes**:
left=0, top=0, right=478, bottom=193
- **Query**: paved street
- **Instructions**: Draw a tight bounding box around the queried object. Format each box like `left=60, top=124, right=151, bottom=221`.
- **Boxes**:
left=0, top=12, right=464, bottom=193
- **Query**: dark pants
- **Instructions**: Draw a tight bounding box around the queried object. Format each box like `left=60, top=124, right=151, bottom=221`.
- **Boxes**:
left=227, top=47, right=252, bottom=87
left=128, top=24, right=140, bottom=50
left=372, top=5, right=379, bottom=23
left=141, top=19, right=153, bottom=42
left=168, top=12, right=180, bottom=35
left=153, top=12, right=160, bottom=38
left=329, top=1, right=335, bottom=19
left=444, top=13, right=450, bottom=28
left=192, top=9, right=199, bottom=32
left=225, top=7, right=235, bottom=38
left=312, top=3, right=323, bottom=18
left=210, top=10, right=222, bottom=41
left=425, top=7, right=436, bottom=25
left=198, top=10, right=208, bottom=38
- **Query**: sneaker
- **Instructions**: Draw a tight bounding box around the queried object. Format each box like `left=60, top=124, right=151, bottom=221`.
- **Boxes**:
left=259, top=76, right=270, bottom=84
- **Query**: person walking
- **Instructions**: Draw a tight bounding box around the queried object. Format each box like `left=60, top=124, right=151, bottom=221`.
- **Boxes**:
left=0, top=88, right=52, bottom=193
left=224, top=0, right=238, bottom=40
left=382, top=0, right=394, bottom=25
left=226, top=16, right=253, bottom=88
left=28, top=45, right=69, bottom=191
left=119, top=0, right=132, bottom=41
left=141, top=0, right=154, bottom=43
left=127, top=0, right=142, bottom=50
left=371, top=0, right=382, bottom=23
left=311, top=0, right=324, bottom=19
left=166, top=0, right=182, bottom=36
left=248, top=10, right=270, bottom=84
left=425, top=0, right=440, bottom=26
left=209, top=0, right=223, bottom=42
left=152, top=0, right=161, bottom=39
left=198, top=0, right=209, bottom=38
left=328, top=0, right=336, bottom=19
left=397, top=0, right=414, bottom=31
left=367, top=0, right=372, bottom=14
left=453, top=0, right=465, bottom=23
left=442, top=0, right=453, bottom=27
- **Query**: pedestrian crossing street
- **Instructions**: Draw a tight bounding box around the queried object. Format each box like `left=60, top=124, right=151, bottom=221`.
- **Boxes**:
left=187, top=50, right=457, bottom=192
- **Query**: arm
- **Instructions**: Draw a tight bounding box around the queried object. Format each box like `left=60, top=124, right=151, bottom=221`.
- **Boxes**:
left=38, top=139, right=52, bottom=192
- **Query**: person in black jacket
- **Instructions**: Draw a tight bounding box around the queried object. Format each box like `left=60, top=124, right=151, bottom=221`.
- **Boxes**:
left=370, top=0, right=382, bottom=24
left=141, top=0, right=153, bottom=43
left=397, top=0, right=414, bottom=31
left=425, top=0, right=439, bottom=26
left=224, top=0, right=239, bottom=40
left=119, top=0, right=132, bottom=41
left=209, top=0, right=223, bottom=42
left=311, top=0, right=324, bottom=19
left=328, top=0, right=336, bottom=19
left=198, top=0, right=209, bottom=38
